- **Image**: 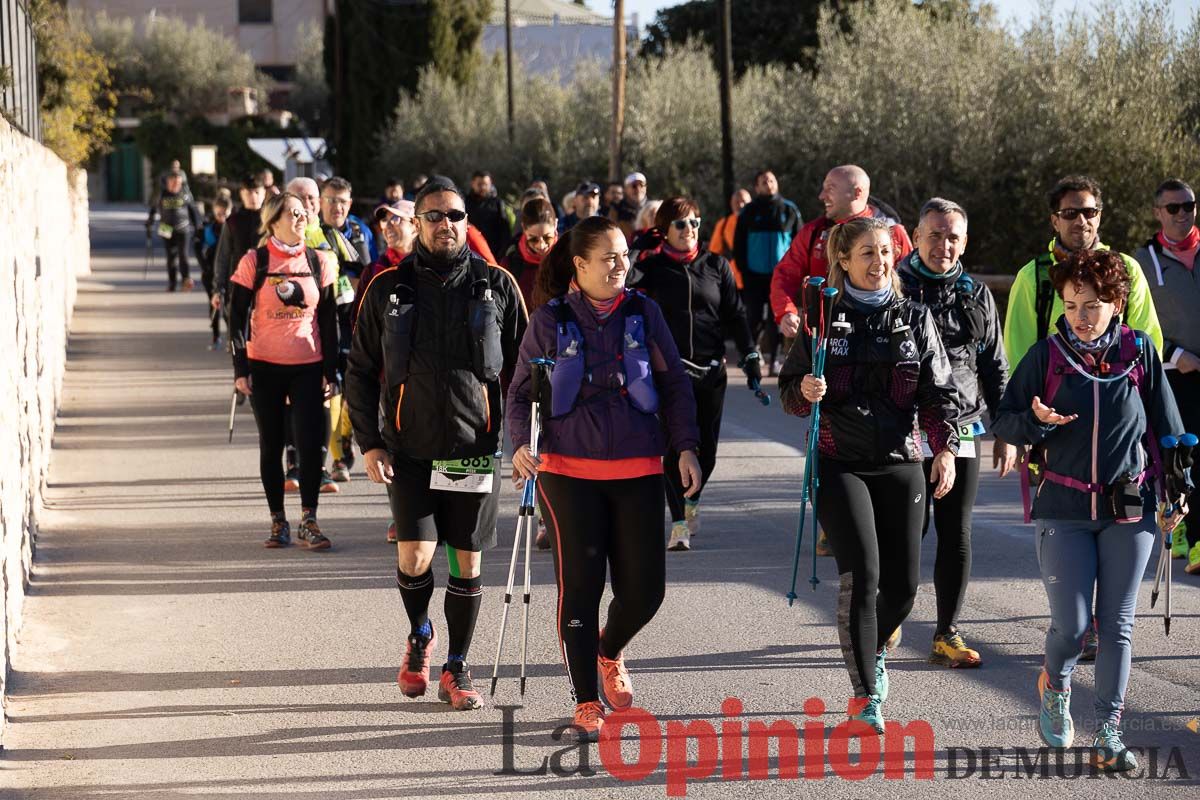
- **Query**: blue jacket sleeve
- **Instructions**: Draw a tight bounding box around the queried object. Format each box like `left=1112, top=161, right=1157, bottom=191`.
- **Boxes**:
left=991, top=339, right=1059, bottom=446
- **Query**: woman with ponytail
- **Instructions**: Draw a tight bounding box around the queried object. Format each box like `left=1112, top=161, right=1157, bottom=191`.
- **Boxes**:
left=629, top=196, right=760, bottom=551
left=778, top=216, right=960, bottom=734
left=508, top=216, right=701, bottom=739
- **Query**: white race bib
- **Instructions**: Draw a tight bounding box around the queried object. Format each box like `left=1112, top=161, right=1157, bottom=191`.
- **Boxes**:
left=429, top=456, right=495, bottom=493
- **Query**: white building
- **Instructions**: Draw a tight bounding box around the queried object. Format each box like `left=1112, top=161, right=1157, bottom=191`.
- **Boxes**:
left=481, top=0, right=636, bottom=81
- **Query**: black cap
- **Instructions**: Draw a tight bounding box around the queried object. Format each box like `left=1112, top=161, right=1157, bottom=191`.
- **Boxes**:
left=575, top=181, right=601, bottom=195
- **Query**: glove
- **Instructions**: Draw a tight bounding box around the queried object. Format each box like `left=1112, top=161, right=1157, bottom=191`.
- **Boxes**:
left=739, top=351, right=763, bottom=388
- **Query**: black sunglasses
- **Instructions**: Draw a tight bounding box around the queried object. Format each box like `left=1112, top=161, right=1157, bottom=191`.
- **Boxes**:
left=1053, top=207, right=1102, bottom=221
left=1158, top=200, right=1197, bottom=215
left=417, top=209, right=467, bottom=224
left=671, top=218, right=701, bottom=230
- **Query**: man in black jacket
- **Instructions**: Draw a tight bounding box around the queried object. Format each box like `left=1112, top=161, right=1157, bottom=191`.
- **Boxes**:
left=146, top=170, right=201, bottom=291
left=464, top=170, right=515, bottom=258
left=346, top=177, right=526, bottom=712
left=212, top=174, right=267, bottom=311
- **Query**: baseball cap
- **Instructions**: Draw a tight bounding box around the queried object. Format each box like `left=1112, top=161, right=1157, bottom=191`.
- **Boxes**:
left=575, top=181, right=601, bottom=195
left=374, top=199, right=415, bottom=221
left=624, top=172, right=647, bottom=186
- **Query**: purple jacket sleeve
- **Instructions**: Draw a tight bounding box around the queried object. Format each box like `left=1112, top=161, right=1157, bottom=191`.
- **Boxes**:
left=505, top=306, right=553, bottom=450
left=644, top=297, right=701, bottom=453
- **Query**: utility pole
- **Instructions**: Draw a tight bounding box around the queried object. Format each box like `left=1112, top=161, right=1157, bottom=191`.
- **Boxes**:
left=718, top=0, right=734, bottom=201
left=505, top=0, right=515, bottom=142
left=610, top=0, right=626, bottom=183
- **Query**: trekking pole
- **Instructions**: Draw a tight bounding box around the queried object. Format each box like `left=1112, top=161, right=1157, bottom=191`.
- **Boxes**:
left=227, top=389, right=239, bottom=443
left=491, top=357, right=554, bottom=696
left=1152, top=433, right=1196, bottom=634
left=787, top=279, right=837, bottom=604
left=806, top=285, right=839, bottom=592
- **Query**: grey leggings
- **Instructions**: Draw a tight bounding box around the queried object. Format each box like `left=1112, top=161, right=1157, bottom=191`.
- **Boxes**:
left=1035, top=511, right=1155, bottom=726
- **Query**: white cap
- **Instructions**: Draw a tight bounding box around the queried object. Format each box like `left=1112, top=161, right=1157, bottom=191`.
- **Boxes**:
left=624, top=171, right=647, bottom=186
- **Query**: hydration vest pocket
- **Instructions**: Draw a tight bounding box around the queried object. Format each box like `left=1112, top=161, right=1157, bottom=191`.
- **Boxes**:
left=550, top=320, right=585, bottom=418
left=468, top=296, right=503, bottom=382
left=888, top=361, right=920, bottom=408
left=383, top=300, right=414, bottom=391
left=623, top=314, right=659, bottom=414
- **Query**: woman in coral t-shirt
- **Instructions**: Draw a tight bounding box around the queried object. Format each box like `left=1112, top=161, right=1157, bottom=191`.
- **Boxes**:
left=229, top=192, right=339, bottom=550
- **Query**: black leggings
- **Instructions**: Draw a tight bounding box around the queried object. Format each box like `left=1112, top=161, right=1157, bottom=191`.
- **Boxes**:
left=1167, top=371, right=1200, bottom=548
left=817, top=461, right=925, bottom=698
left=537, top=472, right=666, bottom=704
left=665, top=367, right=726, bottom=521
left=248, top=360, right=325, bottom=512
left=164, top=231, right=191, bottom=288
left=920, top=453, right=982, bottom=633
left=742, top=272, right=778, bottom=362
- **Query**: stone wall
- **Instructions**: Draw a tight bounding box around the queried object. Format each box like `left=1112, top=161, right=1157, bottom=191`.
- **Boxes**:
left=0, top=115, right=89, bottom=741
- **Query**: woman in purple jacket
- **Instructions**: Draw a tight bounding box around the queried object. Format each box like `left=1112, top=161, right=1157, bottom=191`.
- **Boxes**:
left=508, top=216, right=701, bottom=740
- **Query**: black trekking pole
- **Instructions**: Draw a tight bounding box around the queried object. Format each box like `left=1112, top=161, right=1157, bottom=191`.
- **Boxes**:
left=491, top=357, right=554, bottom=696
left=1152, top=432, right=1196, bottom=635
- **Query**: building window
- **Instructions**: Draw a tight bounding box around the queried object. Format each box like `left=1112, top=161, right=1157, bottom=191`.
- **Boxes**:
left=239, top=0, right=272, bottom=24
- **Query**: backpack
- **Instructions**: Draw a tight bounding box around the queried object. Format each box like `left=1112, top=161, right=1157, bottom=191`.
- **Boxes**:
left=1032, top=252, right=1057, bottom=343
left=1018, top=325, right=1163, bottom=523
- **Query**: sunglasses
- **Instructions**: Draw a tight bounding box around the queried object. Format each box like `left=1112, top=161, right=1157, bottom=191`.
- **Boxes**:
left=286, top=207, right=306, bottom=220
left=671, top=218, right=701, bottom=230
left=526, top=234, right=555, bottom=246
left=1053, top=207, right=1102, bottom=221
left=417, top=209, right=467, bottom=224
left=1158, top=200, right=1197, bottom=215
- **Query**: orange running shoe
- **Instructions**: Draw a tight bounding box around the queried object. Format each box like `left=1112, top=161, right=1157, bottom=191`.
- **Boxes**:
left=597, top=643, right=633, bottom=710
left=397, top=627, right=436, bottom=698
left=438, top=662, right=483, bottom=711
left=573, top=701, right=606, bottom=741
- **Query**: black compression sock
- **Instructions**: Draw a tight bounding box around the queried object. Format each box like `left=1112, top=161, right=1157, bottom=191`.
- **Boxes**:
left=397, top=567, right=434, bottom=639
left=444, top=574, right=483, bottom=661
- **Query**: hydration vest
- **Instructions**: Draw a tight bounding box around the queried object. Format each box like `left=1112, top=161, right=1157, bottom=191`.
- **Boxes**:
left=381, top=256, right=505, bottom=392
left=546, top=291, right=659, bottom=418
left=1018, top=324, right=1163, bottom=523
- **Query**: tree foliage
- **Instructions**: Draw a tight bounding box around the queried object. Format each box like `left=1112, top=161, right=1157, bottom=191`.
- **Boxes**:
left=86, top=12, right=272, bottom=118
left=325, top=0, right=490, bottom=190
left=30, top=0, right=115, bottom=167
left=289, top=20, right=329, bottom=134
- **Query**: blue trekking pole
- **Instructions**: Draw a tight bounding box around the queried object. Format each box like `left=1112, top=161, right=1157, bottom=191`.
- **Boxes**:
left=787, top=279, right=839, bottom=604
left=491, top=357, right=554, bottom=696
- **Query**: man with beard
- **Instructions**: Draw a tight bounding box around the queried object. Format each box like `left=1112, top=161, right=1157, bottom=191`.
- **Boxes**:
left=346, top=177, right=526, bottom=711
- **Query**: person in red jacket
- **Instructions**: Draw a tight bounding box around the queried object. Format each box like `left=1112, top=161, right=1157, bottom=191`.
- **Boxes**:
left=770, top=165, right=914, bottom=340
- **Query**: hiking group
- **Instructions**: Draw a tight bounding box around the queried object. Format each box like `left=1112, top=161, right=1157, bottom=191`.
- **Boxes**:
left=155, top=161, right=1197, bottom=768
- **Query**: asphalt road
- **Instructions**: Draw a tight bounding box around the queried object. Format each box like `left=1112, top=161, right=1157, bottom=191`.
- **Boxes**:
left=1, top=207, right=1197, bottom=799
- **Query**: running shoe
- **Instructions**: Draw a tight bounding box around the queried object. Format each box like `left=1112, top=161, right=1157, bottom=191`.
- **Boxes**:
left=848, top=695, right=884, bottom=734
left=667, top=520, right=690, bottom=551
left=283, top=467, right=300, bottom=492
left=929, top=630, right=982, bottom=668
left=1079, top=617, right=1098, bottom=661
left=207, top=339, right=222, bottom=352
left=1171, top=523, right=1188, bottom=558
left=1187, top=542, right=1200, bottom=576
left=1037, top=669, right=1074, bottom=748
left=535, top=518, right=550, bottom=550
left=1090, top=722, right=1137, bottom=772
left=297, top=517, right=331, bottom=551
left=182, top=277, right=195, bottom=291
left=874, top=647, right=889, bottom=703
left=815, top=528, right=834, bottom=557
left=597, top=641, right=633, bottom=710
left=264, top=519, right=291, bottom=548
left=573, top=701, right=605, bottom=741
left=319, top=470, right=340, bottom=494
left=386, top=521, right=398, bottom=544
left=684, top=498, right=700, bottom=536
left=397, top=626, right=437, bottom=697
left=438, top=662, right=483, bottom=711
left=886, top=625, right=902, bottom=650
left=339, top=437, right=356, bottom=470
left=330, top=460, right=350, bottom=482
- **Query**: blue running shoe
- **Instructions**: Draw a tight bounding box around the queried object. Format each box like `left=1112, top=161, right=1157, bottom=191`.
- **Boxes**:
left=875, top=647, right=889, bottom=703
left=1037, top=669, right=1074, bottom=747
left=849, top=695, right=885, bottom=734
left=1090, top=722, right=1137, bottom=772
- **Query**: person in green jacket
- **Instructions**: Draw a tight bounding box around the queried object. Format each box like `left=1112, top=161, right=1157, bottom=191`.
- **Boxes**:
left=1003, top=175, right=1162, bottom=374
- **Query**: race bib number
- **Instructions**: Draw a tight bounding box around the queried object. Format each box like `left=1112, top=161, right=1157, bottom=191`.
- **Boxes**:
left=157, top=222, right=174, bottom=239
left=921, top=422, right=981, bottom=459
left=429, top=456, right=495, bottom=494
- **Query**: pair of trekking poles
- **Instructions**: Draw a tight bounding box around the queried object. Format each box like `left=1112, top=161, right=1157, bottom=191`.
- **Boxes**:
left=1150, top=432, right=1197, bottom=636
left=786, top=277, right=840, bottom=605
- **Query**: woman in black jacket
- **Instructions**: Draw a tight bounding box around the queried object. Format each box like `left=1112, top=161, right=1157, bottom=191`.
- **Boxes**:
left=779, top=216, right=960, bottom=734
left=896, top=198, right=1011, bottom=668
left=630, top=196, right=761, bottom=551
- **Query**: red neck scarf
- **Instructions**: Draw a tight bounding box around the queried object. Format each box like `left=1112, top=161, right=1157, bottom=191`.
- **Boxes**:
left=1158, top=227, right=1199, bottom=270
left=569, top=279, right=626, bottom=320
left=517, top=235, right=547, bottom=267
left=386, top=246, right=408, bottom=266
left=662, top=242, right=699, bottom=264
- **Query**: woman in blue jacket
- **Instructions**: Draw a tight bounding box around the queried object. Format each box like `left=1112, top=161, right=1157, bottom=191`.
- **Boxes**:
left=507, top=216, right=701, bottom=740
left=992, top=248, right=1189, bottom=772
